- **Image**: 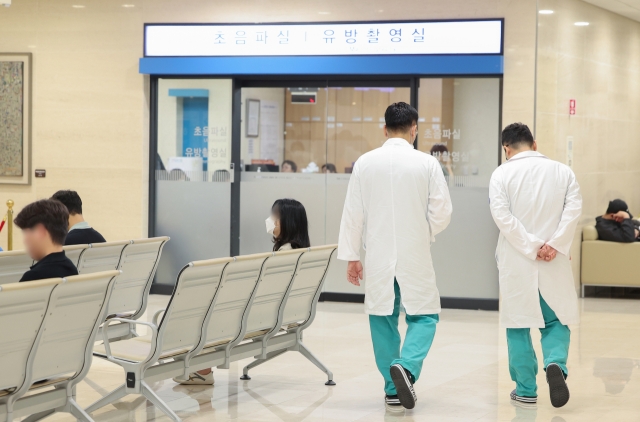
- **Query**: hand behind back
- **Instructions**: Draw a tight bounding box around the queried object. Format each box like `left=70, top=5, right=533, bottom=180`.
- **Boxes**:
left=537, top=244, right=558, bottom=262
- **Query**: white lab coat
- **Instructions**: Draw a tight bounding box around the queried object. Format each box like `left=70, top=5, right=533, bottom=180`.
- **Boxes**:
left=337, top=138, right=453, bottom=316
left=489, top=151, right=582, bottom=328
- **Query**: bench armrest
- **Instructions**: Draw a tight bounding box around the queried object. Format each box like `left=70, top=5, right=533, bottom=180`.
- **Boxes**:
left=101, top=319, right=159, bottom=365
left=583, top=225, right=598, bottom=241
left=152, top=309, right=166, bottom=326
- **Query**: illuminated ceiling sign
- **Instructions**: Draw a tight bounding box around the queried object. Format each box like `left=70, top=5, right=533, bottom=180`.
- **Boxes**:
left=144, top=20, right=503, bottom=57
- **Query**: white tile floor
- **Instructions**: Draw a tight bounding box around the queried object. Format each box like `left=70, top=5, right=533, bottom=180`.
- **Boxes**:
left=39, top=295, right=640, bottom=421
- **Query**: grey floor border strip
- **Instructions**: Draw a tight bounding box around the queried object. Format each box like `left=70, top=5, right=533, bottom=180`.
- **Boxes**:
left=150, top=283, right=175, bottom=296
left=318, top=293, right=499, bottom=311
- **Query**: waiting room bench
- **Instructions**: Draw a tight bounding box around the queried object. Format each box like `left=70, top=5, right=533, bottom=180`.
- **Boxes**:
left=0, top=249, right=34, bottom=285
left=93, top=237, right=169, bottom=340
left=0, top=237, right=169, bottom=341
left=87, top=244, right=337, bottom=422
left=63, top=244, right=88, bottom=267
left=0, top=270, right=119, bottom=422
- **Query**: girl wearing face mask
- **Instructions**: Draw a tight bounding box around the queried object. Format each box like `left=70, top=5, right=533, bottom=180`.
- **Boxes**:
left=266, top=198, right=310, bottom=251
left=176, top=198, right=311, bottom=387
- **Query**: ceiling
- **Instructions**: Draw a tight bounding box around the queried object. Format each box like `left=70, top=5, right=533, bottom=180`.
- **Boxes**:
left=582, top=0, right=640, bottom=22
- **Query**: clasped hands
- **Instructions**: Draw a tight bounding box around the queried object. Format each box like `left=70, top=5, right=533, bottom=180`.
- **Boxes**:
left=537, top=244, right=557, bottom=262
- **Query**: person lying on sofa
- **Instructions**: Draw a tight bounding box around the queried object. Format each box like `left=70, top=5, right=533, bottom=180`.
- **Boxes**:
left=595, top=199, right=640, bottom=243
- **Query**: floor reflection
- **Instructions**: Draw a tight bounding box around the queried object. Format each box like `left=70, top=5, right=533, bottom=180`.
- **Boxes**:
left=91, top=396, right=147, bottom=421
left=593, top=358, right=638, bottom=395
left=510, top=402, right=537, bottom=422
left=241, top=379, right=334, bottom=419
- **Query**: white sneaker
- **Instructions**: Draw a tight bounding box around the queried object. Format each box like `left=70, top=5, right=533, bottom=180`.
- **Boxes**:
left=173, top=372, right=214, bottom=385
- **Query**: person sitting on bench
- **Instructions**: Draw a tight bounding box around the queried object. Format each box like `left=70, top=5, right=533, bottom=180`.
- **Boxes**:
left=14, top=199, right=79, bottom=282
left=595, top=199, right=640, bottom=243
left=51, top=190, right=106, bottom=245
left=174, top=198, right=311, bottom=386
left=267, top=198, right=311, bottom=252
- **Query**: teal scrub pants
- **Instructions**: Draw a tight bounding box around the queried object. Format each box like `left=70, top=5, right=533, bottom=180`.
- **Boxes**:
left=506, top=293, right=570, bottom=398
left=369, top=279, right=439, bottom=396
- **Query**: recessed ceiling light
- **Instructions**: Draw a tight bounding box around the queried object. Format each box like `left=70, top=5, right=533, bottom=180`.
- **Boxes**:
left=71, top=4, right=85, bottom=8
left=122, top=4, right=135, bottom=7
left=539, top=10, right=554, bottom=14
left=378, top=9, right=384, bottom=12
left=574, top=21, right=589, bottom=26
left=318, top=11, right=330, bottom=15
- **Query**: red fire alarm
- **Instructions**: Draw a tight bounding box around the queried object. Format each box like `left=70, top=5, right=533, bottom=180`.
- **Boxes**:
left=569, top=99, right=576, bottom=115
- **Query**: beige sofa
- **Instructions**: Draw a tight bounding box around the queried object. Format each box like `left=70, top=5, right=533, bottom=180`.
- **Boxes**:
left=581, top=225, right=640, bottom=296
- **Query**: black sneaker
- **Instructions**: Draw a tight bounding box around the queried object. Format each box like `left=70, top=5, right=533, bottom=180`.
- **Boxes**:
left=385, top=395, right=404, bottom=412
left=546, top=363, right=570, bottom=408
left=390, top=364, right=417, bottom=410
left=510, top=389, right=537, bottom=404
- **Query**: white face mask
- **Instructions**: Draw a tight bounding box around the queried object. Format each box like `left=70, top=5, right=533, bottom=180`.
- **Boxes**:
left=265, top=216, right=276, bottom=235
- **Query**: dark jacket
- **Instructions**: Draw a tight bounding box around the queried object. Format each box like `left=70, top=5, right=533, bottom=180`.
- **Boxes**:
left=19, top=251, right=79, bottom=282
left=64, top=228, right=106, bottom=246
left=595, top=216, right=638, bottom=243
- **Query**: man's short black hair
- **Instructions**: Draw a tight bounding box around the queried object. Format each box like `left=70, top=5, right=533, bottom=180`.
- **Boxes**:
left=606, top=199, right=631, bottom=216
left=502, top=123, right=534, bottom=148
left=385, top=102, right=419, bottom=133
left=51, top=190, right=82, bottom=215
left=14, top=199, right=69, bottom=245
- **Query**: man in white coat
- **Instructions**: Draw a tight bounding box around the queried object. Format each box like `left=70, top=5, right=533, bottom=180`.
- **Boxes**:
left=489, top=123, right=582, bottom=408
left=338, top=102, right=452, bottom=411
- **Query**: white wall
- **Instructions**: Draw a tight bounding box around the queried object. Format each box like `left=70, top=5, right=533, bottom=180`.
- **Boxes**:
left=536, top=0, right=640, bottom=292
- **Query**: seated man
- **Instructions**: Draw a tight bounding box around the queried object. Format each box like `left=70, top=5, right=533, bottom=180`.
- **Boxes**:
left=51, top=190, right=106, bottom=245
left=14, top=199, right=79, bottom=282
left=595, top=199, right=640, bottom=243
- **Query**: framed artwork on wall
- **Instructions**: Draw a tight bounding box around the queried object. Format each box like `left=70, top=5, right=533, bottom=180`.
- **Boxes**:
left=0, top=53, right=32, bottom=185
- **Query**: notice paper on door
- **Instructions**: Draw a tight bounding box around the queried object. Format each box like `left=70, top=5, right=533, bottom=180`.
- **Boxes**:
left=260, top=100, right=281, bottom=162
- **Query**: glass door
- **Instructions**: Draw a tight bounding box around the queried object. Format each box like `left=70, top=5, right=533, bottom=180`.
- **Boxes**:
left=238, top=83, right=330, bottom=256
left=419, top=77, right=502, bottom=303
left=153, top=78, right=233, bottom=291
left=323, top=85, right=411, bottom=295
left=238, top=81, right=411, bottom=296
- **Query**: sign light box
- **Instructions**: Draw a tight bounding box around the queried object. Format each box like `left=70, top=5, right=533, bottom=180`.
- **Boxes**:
left=145, top=20, right=503, bottom=57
